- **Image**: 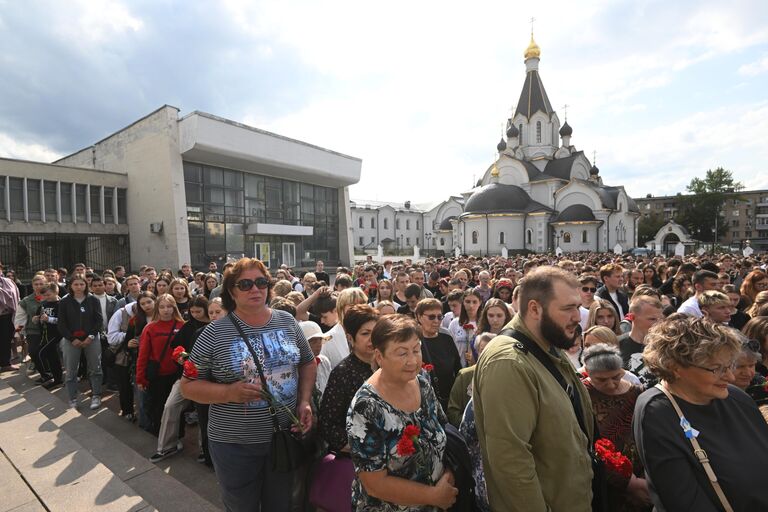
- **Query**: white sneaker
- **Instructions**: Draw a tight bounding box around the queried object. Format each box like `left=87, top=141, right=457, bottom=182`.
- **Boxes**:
left=90, top=396, right=102, bottom=410
left=176, top=440, right=184, bottom=451
left=69, top=399, right=78, bottom=409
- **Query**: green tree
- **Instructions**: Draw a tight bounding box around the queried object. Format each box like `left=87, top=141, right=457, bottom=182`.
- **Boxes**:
left=638, top=212, right=666, bottom=245
left=677, top=167, right=743, bottom=243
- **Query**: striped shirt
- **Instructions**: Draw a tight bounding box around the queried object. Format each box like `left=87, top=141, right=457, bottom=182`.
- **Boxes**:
left=188, top=309, right=313, bottom=444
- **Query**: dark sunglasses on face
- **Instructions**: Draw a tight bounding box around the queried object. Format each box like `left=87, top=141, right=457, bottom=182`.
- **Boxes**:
left=234, top=277, right=270, bottom=291
left=581, top=287, right=597, bottom=293
left=424, top=313, right=444, bottom=321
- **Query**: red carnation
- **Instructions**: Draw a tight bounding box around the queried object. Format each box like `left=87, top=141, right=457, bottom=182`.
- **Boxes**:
left=72, top=330, right=86, bottom=339
left=397, top=436, right=416, bottom=456
left=403, top=424, right=421, bottom=438
left=172, top=346, right=186, bottom=361
left=35, top=295, right=42, bottom=302
left=462, top=323, right=476, bottom=330
left=422, top=363, right=434, bottom=372
left=183, top=359, right=198, bottom=379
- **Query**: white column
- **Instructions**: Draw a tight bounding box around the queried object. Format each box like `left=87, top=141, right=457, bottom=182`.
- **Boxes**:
left=22, top=177, right=29, bottom=222
left=40, top=179, right=46, bottom=223
left=113, top=187, right=119, bottom=225
left=72, top=183, right=77, bottom=224
left=99, top=185, right=105, bottom=224
left=56, top=182, right=62, bottom=223
left=85, top=184, right=91, bottom=224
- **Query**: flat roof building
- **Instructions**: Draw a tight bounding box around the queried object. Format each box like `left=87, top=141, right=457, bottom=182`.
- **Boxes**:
left=0, top=105, right=361, bottom=276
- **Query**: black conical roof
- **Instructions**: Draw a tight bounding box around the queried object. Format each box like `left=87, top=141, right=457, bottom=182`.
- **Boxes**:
left=515, top=69, right=554, bottom=119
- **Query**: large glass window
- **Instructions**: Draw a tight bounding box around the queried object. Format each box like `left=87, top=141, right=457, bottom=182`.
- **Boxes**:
left=104, top=187, right=114, bottom=223
left=9, top=178, right=24, bottom=220
left=0, top=177, right=5, bottom=217
left=117, top=188, right=127, bottom=223
left=90, top=185, right=101, bottom=222
left=44, top=181, right=57, bottom=219
left=27, top=179, right=41, bottom=221
left=75, top=184, right=87, bottom=222
left=61, top=183, right=73, bottom=222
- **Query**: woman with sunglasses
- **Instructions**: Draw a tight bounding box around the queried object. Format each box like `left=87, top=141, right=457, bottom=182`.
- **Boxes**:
left=416, top=298, right=461, bottom=411
left=180, top=258, right=315, bottom=512
left=634, top=316, right=768, bottom=511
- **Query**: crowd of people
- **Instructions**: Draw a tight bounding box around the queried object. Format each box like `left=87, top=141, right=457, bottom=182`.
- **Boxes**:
left=1, top=251, right=768, bottom=511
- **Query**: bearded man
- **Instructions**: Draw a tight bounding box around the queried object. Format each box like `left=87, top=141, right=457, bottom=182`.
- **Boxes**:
left=473, top=266, right=596, bottom=512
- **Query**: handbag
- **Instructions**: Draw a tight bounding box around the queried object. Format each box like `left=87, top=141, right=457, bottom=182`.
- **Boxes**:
left=146, top=321, right=176, bottom=382
left=654, top=383, right=734, bottom=512
left=228, top=313, right=306, bottom=472
left=308, top=452, right=355, bottom=512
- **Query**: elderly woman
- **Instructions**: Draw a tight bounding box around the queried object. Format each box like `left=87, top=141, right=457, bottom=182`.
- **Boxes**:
left=731, top=336, right=767, bottom=407
left=347, top=315, right=458, bottom=511
left=180, top=258, right=316, bottom=512
left=633, top=316, right=768, bottom=511
left=582, top=344, right=649, bottom=511
left=416, top=298, right=461, bottom=411
left=743, top=316, right=768, bottom=377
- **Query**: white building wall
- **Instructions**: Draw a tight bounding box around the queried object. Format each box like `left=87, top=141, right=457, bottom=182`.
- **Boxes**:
left=557, top=224, right=600, bottom=252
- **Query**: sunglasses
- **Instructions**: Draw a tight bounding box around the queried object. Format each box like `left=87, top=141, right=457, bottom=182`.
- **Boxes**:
left=234, top=277, right=270, bottom=291
left=423, top=313, right=444, bottom=321
left=581, top=287, right=597, bottom=293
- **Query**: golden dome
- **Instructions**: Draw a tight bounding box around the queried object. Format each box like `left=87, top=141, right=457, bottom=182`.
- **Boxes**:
left=524, top=34, right=540, bottom=60
left=491, top=160, right=500, bottom=177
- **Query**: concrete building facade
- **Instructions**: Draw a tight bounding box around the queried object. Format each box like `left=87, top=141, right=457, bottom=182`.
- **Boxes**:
left=1, top=106, right=361, bottom=275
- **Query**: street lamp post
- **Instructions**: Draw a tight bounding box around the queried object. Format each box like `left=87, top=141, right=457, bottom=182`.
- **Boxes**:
left=425, top=233, right=432, bottom=257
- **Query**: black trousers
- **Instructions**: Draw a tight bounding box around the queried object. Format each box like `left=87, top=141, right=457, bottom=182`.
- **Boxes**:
left=147, top=374, right=176, bottom=436
left=0, top=313, right=14, bottom=366
left=112, top=363, right=135, bottom=416
left=196, top=402, right=211, bottom=465
left=37, top=338, right=63, bottom=383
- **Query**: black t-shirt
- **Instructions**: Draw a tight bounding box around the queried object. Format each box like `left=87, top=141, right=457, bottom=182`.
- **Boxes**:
left=634, top=386, right=768, bottom=511
left=420, top=333, right=462, bottom=411
left=618, top=333, right=645, bottom=368
left=396, top=304, right=414, bottom=318
left=729, top=310, right=750, bottom=331
left=315, top=271, right=330, bottom=286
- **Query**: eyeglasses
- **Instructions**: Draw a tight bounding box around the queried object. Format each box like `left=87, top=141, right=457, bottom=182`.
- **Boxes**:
left=423, top=313, right=444, bottom=321
left=690, top=361, right=736, bottom=378
left=234, top=277, right=270, bottom=291
left=581, top=287, right=597, bottom=293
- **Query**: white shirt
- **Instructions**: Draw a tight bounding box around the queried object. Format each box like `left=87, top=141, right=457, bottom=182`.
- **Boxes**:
left=677, top=295, right=703, bottom=318
left=320, top=322, right=350, bottom=369
left=94, top=293, right=108, bottom=330
left=315, top=354, right=332, bottom=396
left=608, top=291, right=625, bottom=318
left=579, top=306, right=590, bottom=331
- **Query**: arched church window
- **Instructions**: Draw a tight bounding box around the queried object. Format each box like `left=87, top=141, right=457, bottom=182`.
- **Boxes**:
left=472, top=231, right=478, bottom=244
left=384, top=218, right=388, bottom=229
left=499, top=232, right=505, bottom=244
left=370, top=218, right=375, bottom=228
left=526, top=229, right=532, bottom=245
left=563, top=232, right=571, bottom=243
left=536, top=121, right=542, bottom=143
left=440, top=237, right=445, bottom=246
left=582, top=230, right=588, bottom=243
left=358, top=217, right=363, bottom=228
left=519, top=125, right=523, bottom=144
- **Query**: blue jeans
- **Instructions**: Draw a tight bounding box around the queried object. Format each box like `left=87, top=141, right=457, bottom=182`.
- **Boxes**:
left=209, top=440, right=294, bottom=512
left=60, top=337, right=102, bottom=401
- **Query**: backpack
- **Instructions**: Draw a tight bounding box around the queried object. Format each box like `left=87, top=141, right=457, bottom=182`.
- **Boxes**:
left=443, top=423, right=480, bottom=512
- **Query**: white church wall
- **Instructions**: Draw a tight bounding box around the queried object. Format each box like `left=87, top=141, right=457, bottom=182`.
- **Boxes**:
left=558, top=224, right=599, bottom=252
left=529, top=182, right=553, bottom=206
left=496, top=159, right=530, bottom=187
left=488, top=217, right=524, bottom=253
left=557, top=189, right=600, bottom=212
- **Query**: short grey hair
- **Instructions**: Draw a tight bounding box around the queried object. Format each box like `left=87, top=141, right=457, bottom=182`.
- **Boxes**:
left=583, top=343, right=623, bottom=373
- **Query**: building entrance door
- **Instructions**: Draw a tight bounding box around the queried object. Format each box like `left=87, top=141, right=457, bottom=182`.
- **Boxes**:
left=282, top=243, right=296, bottom=267
left=255, top=242, right=270, bottom=268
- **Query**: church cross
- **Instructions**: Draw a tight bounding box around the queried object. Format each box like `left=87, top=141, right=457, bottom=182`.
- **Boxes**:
left=562, top=104, right=569, bottom=121
left=530, top=17, right=536, bottom=35
left=592, top=150, right=597, bottom=166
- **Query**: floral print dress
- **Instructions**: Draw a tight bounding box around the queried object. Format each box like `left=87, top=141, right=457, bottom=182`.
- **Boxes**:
left=347, top=373, right=447, bottom=512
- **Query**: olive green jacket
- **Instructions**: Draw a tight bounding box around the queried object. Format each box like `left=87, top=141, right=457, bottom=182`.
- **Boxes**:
left=447, top=365, right=475, bottom=427
left=473, top=315, right=594, bottom=512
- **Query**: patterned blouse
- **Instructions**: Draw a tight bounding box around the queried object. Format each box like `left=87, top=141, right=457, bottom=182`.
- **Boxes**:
left=584, top=380, right=647, bottom=512
left=318, top=352, right=373, bottom=452
left=347, top=373, right=447, bottom=512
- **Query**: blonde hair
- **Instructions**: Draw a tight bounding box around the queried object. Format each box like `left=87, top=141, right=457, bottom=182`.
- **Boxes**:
left=746, top=291, right=768, bottom=318
left=697, top=290, right=731, bottom=309
left=271, top=280, right=293, bottom=298
left=583, top=325, right=619, bottom=347
left=151, top=293, right=185, bottom=323
left=336, top=287, right=369, bottom=324
left=587, top=298, right=621, bottom=334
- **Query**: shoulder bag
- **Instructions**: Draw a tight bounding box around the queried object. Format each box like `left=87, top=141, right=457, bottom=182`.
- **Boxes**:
left=654, top=383, right=734, bottom=512
left=499, top=328, right=608, bottom=512
left=146, top=321, right=177, bottom=382
left=228, top=313, right=306, bottom=473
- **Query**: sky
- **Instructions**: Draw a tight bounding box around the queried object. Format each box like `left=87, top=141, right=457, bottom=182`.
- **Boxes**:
left=1, top=0, right=768, bottom=205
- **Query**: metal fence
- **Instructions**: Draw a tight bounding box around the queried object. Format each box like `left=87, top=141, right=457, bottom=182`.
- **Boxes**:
left=0, top=233, right=130, bottom=281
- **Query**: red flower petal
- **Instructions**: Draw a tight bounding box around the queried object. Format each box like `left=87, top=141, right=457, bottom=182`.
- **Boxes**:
left=403, top=424, right=421, bottom=438
left=172, top=346, right=185, bottom=360
left=183, top=360, right=198, bottom=378
left=397, top=436, right=415, bottom=456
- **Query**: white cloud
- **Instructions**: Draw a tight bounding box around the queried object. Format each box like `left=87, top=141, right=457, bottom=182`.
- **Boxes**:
left=739, top=54, right=768, bottom=76
left=0, top=133, right=62, bottom=162
left=52, top=0, right=144, bottom=45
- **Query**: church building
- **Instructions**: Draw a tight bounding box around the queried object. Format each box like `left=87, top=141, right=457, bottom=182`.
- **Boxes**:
left=352, top=35, right=640, bottom=257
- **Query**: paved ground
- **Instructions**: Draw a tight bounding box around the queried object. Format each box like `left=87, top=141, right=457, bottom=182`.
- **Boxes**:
left=0, top=365, right=223, bottom=512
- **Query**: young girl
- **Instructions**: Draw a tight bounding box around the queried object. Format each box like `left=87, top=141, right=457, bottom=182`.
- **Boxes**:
left=120, top=292, right=157, bottom=425
left=37, top=283, right=63, bottom=388
left=170, top=278, right=192, bottom=320
left=476, top=298, right=512, bottom=335
left=373, top=278, right=394, bottom=306
left=136, top=294, right=184, bottom=435
left=448, top=288, right=483, bottom=367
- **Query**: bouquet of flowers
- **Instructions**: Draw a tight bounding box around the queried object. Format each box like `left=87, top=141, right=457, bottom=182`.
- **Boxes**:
left=594, top=438, right=633, bottom=480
